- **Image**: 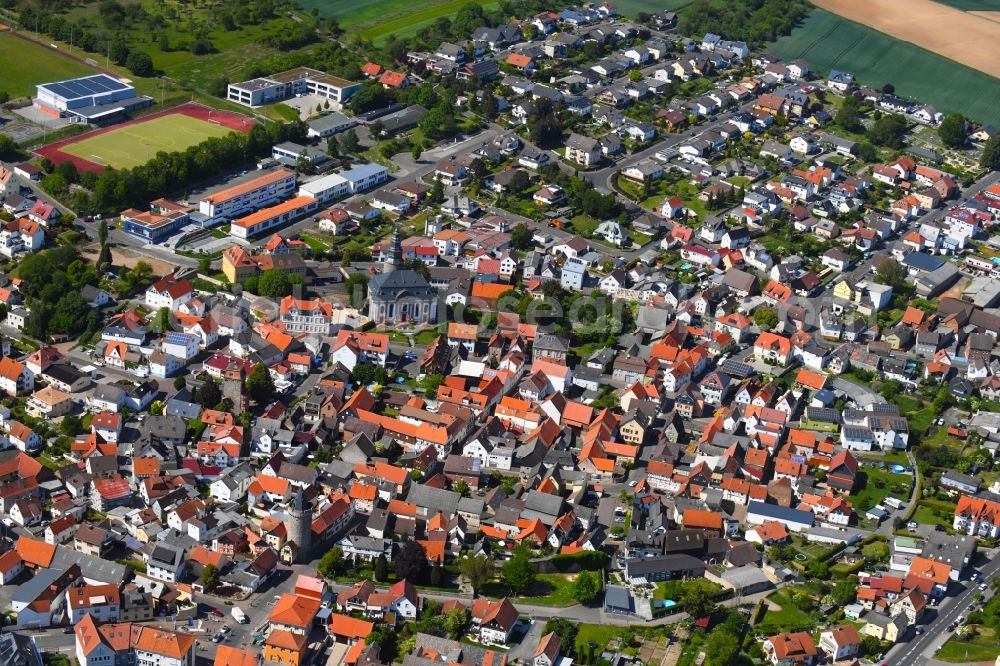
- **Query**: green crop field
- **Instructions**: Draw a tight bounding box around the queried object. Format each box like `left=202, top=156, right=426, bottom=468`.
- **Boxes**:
left=300, top=0, right=690, bottom=39
left=0, top=34, right=94, bottom=100
left=933, top=0, right=1000, bottom=10
left=295, top=0, right=501, bottom=41
left=612, top=0, right=692, bottom=17
left=770, top=8, right=1000, bottom=126
left=60, top=114, right=234, bottom=169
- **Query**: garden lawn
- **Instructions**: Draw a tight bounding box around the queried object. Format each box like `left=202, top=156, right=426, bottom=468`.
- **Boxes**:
left=483, top=574, right=592, bottom=606
left=0, top=34, right=93, bottom=100
left=412, top=329, right=441, bottom=345
left=770, top=8, right=1000, bottom=126
left=911, top=498, right=957, bottom=530
left=756, top=591, right=816, bottom=634
left=298, top=233, right=331, bottom=253
left=569, top=214, right=600, bottom=237
left=575, top=624, right=626, bottom=657
left=654, top=578, right=722, bottom=602
left=859, top=449, right=910, bottom=467
left=848, top=466, right=913, bottom=511
left=790, top=538, right=832, bottom=561
left=936, top=627, right=1000, bottom=663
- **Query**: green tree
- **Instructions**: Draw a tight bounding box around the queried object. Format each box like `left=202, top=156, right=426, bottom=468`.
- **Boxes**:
left=373, top=554, right=389, bottom=582
left=454, top=479, right=471, bottom=497
left=459, top=556, right=493, bottom=596
left=508, top=169, right=531, bottom=196
left=351, top=363, right=388, bottom=387
left=753, top=307, right=779, bottom=330
left=835, top=96, right=862, bottom=133
left=860, top=634, right=882, bottom=657
left=431, top=177, right=445, bottom=204
left=420, top=104, right=459, bottom=141
left=97, top=243, right=113, bottom=272
left=0, top=134, right=20, bottom=161
left=863, top=541, right=889, bottom=562
left=246, top=363, right=275, bottom=404
left=571, top=570, right=601, bottom=604
left=831, top=578, right=858, bottom=605
left=805, top=559, right=829, bottom=578
left=938, top=113, right=966, bottom=148
left=125, top=51, right=154, bottom=77
left=981, top=135, right=1000, bottom=171
left=395, top=540, right=429, bottom=583
left=149, top=400, right=164, bottom=416
left=344, top=273, right=369, bottom=308
left=680, top=581, right=717, bottom=618
left=259, top=268, right=292, bottom=298
left=442, top=608, right=470, bottom=639
left=98, top=219, right=109, bottom=247
left=196, top=379, right=222, bottom=409
left=502, top=545, right=536, bottom=594
left=173, top=376, right=186, bottom=391
left=155, top=307, right=171, bottom=334
left=510, top=223, right=533, bottom=251
left=318, top=546, right=344, bottom=578
left=857, top=142, right=878, bottom=162
left=867, top=115, right=907, bottom=148
left=201, top=564, right=219, bottom=591
left=704, top=631, right=740, bottom=666
left=430, top=561, right=444, bottom=586
left=876, top=258, right=908, bottom=290
left=339, top=129, right=360, bottom=155
left=109, top=37, right=130, bottom=66
left=60, top=414, right=83, bottom=437
left=411, top=144, right=423, bottom=162
left=543, top=619, right=578, bottom=658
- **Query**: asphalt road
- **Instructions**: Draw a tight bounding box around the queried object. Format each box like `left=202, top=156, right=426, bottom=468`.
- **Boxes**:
left=884, top=551, right=1000, bottom=666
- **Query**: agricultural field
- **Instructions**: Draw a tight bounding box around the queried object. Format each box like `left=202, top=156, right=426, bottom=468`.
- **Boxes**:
left=812, top=0, right=1000, bottom=79
left=0, top=33, right=93, bottom=100
left=770, top=8, right=1000, bottom=126
left=296, top=0, right=494, bottom=40
left=934, top=0, right=1000, bottom=9
left=610, top=0, right=692, bottom=17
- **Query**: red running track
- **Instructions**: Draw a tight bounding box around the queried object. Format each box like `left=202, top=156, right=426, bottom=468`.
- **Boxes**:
left=34, top=102, right=255, bottom=173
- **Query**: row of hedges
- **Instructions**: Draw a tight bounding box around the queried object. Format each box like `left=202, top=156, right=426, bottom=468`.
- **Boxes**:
left=548, top=551, right=611, bottom=573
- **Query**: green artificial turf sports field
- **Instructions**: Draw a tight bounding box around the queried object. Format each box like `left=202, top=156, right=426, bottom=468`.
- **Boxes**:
left=60, top=114, right=234, bottom=170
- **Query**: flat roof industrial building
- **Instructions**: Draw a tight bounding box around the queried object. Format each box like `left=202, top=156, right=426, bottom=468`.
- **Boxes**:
left=34, top=74, right=153, bottom=124
left=226, top=67, right=362, bottom=108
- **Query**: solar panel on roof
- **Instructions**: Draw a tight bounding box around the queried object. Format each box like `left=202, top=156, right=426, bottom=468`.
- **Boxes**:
left=41, top=74, right=131, bottom=101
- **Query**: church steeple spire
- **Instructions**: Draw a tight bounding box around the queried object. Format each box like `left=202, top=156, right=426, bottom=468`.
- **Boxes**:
left=384, top=227, right=402, bottom=273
